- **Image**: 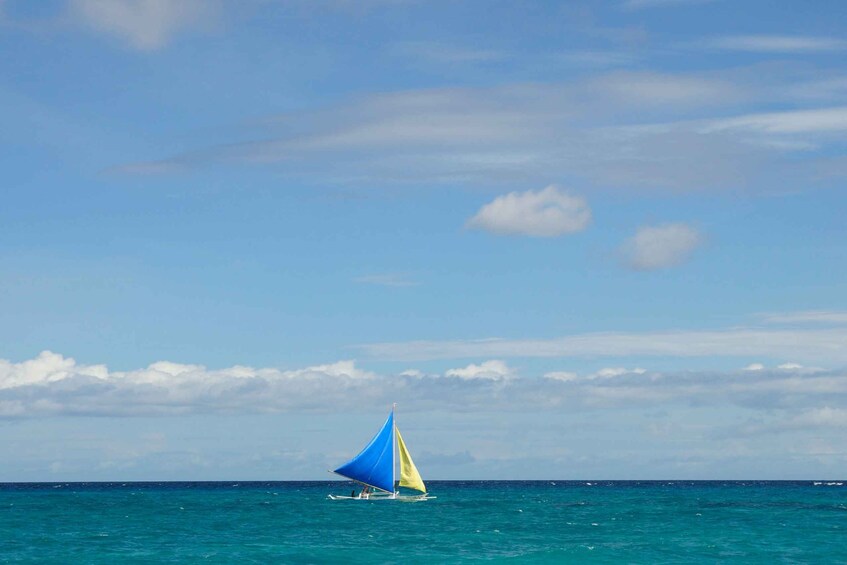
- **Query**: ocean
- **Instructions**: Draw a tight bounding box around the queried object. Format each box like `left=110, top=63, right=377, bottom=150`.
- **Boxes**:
left=1, top=481, right=845, bottom=563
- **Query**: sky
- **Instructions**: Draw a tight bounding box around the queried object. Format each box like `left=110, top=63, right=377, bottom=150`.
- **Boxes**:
left=1, top=0, right=847, bottom=481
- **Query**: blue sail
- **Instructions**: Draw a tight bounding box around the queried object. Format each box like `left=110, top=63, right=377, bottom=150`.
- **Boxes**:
left=333, top=410, right=395, bottom=493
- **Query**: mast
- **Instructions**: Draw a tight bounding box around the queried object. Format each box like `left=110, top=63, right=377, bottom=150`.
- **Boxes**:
left=392, top=402, right=397, bottom=494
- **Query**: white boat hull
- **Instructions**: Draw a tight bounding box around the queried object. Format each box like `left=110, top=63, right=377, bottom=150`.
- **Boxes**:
left=328, top=493, right=435, bottom=502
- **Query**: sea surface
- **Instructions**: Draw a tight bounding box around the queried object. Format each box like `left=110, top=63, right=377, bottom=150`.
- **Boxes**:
left=1, top=481, right=846, bottom=563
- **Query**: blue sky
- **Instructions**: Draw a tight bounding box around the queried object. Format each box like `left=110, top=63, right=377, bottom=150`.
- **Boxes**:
left=1, top=0, right=847, bottom=481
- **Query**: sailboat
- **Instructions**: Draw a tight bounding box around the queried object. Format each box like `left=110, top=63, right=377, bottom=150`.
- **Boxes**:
left=328, top=405, right=434, bottom=501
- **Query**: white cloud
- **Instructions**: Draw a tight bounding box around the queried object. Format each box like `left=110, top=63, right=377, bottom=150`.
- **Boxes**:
left=286, top=360, right=376, bottom=380
left=777, top=362, right=803, bottom=370
left=744, top=363, right=765, bottom=371
left=466, top=185, right=591, bottom=237
left=444, top=360, right=512, bottom=380
left=69, top=0, right=218, bottom=51
left=1, top=352, right=847, bottom=422
left=702, top=106, right=847, bottom=135
left=115, top=71, right=760, bottom=191
left=620, top=222, right=702, bottom=270
left=0, top=351, right=378, bottom=417
left=703, top=35, right=847, bottom=53
left=589, top=367, right=647, bottom=379
left=544, top=367, right=649, bottom=382
left=359, top=327, right=847, bottom=363
left=611, top=106, right=847, bottom=157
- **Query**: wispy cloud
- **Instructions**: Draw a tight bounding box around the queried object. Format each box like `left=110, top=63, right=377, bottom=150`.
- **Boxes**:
left=788, top=406, right=847, bottom=428
left=106, top=64, right=847, bottom=193
left=359, top=327, right=847, bottom=363
left=702, top=106, right=847, bottom=134
left=620, top=222, right=702, bottom=270
left=596, top=104, right=847, bottom=181
left=69, top=0, right=220, bottom=51
left=590, top=72, right=738, bottom=106
left=731, top=407, right=847, bottom=436
left=760, top=310, right=847, bottom=325
left=110, top=71, right=760, bottom=190
left=702, top=34, right=847, bottom=53
left=554, top=50, right=637, bottom=68
left=466, top=185, right=591, bottom=237
left=786, top=77, right=847, bottom=102
left=392, top=41, right=506, bottom=64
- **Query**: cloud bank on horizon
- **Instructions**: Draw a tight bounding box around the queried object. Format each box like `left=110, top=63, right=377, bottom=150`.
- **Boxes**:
left=3, top=347, right=845, bottom=481
left=2, top=350, right=844, bottom=422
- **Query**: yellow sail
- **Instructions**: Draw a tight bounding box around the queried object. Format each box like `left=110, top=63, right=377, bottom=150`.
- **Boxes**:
left=396, top=427, right=426, bottom=493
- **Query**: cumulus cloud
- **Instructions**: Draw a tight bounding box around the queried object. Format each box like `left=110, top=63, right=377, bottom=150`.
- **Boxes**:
left=543, top=371, right=578, bottom=382
left=620, top=222, right=702, bottom=270
left=744, top=363, right=765, bottom=371
left=466, top=186, right=591, bottom=237
left=0, top=352, right=846, bottom=423
left=0, top=351, right=379, bottom=417
left=445, top=360, right=513, bottom=380
left=544, top=367, right=647, bottom=381
left=589, top=367, right=647, bottom=379
left=69, top=0, right=219, bottom=51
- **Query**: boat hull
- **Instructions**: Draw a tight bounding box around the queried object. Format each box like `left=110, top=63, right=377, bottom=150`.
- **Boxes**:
left=327, top=493, right=435, bottom=502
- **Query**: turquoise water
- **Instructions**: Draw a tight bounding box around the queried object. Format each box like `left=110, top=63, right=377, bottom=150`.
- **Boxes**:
left=2, top=481, right=846, bottom=563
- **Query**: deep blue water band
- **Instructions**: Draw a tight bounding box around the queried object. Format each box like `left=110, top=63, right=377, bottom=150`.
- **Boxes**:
left=1, top=481, right=845, bottom=563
